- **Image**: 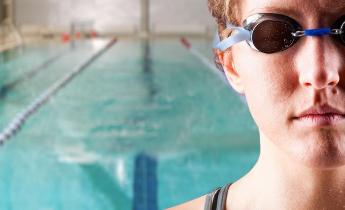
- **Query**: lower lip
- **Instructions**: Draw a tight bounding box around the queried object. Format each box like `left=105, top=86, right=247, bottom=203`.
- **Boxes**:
left=294, top=114, right=345, bottom=127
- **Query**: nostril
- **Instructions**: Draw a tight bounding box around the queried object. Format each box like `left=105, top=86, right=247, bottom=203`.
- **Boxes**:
left=328, top=75, right=340, bottom=87
left=329, top=81, right=336, bottom=86
left=304, top=82, right=312, bottom=87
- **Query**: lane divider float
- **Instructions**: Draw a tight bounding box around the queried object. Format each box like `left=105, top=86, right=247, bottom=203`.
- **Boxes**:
left=0, top=38, right=117, bottom=146
left=180, top=37, right=246, bottom=103
left=0, top=48, right=72, bottom=97
left=180, top=37, right=228, bottom=84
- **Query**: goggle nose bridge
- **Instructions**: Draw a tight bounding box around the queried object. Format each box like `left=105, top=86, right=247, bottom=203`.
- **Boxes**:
left=292, top=28, right=344, bottom=37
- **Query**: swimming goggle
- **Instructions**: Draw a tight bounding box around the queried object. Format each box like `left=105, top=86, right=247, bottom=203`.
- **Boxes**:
left=215, top=13, right=345, bottom=54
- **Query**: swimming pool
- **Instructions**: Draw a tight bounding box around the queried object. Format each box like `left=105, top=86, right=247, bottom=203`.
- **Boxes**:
left=0, top=38, right=259, bottom=210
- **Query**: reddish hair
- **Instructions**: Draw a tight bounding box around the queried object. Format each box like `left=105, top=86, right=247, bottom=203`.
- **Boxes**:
left=207, top=0, right=242, bottom=71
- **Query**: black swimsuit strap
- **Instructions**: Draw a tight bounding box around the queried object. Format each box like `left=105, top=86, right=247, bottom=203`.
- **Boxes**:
left=204, top=183, right=232, bottom=210
left=216, top=183, right=232, bottom=210
left=204, top=187, right=221, bottom=210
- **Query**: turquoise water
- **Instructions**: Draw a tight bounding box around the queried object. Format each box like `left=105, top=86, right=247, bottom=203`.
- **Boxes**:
left=0, top=38, right=259, bottom=209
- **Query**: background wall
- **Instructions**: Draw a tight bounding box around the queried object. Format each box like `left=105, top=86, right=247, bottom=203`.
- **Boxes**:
left=150, top=0, right=214, bottom=34
left=0, top=0, right=5, bottom=22
left=15, top=0, right=216, bottom=36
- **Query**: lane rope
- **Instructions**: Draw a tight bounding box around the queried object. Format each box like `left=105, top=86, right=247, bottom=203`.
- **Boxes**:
left=180, top=37, right=229, bottom=84
left=180, top=37, right=246, bottom=103
left=0, top=48, right=71, bottom=97
left=0, top=38, right=117, bottom=146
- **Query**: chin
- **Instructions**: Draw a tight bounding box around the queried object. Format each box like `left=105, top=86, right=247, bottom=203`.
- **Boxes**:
left=300, top=154, right=345, bottom=170
left=292, top=129, right=345, bottom=169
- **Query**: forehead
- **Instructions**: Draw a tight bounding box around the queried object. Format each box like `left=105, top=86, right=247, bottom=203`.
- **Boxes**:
left=241, top=0, right=345, bottom=22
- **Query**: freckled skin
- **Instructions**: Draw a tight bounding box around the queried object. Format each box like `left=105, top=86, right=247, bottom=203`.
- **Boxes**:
left=230, top=0, right=345, bottom=168
left=168, top=0, right=345, bottom=209
left=230, top=45, right=345, bottom=168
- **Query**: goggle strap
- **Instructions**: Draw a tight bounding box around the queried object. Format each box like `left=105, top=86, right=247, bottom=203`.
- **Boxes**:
left=215, top=28, right=251, bottom=51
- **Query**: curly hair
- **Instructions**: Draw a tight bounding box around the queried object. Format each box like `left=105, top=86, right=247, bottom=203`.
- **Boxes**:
left=207, top=0, right=242, bottom=39
left=207, top=0, right=242, bottom=71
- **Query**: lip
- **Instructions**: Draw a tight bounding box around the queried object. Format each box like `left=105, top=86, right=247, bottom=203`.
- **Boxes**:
left=293, top=105, right=345, bottom=126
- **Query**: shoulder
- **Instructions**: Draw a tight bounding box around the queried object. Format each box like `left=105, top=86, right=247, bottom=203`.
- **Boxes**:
left=165, top=195, right=206, bottom=210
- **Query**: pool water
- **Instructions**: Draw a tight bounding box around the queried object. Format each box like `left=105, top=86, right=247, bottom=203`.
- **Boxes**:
left=0, top=38, right=259, bottom=210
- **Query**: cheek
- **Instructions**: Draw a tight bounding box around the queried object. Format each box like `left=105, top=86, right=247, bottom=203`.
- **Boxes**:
left=248, top=57, right=296, bottom=101
left=233, top=51, right=300, bottom=131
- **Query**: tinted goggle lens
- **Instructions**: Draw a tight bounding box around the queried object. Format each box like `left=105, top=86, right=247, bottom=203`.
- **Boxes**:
left=338, top=21, right=345, bottom=43
left=252, top=20, right=297, bottom=53
left=329, top=15, right=345, bottom=45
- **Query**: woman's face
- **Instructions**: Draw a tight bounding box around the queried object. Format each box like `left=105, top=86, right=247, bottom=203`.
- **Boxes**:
left=223, top=0, right=345, bottom=168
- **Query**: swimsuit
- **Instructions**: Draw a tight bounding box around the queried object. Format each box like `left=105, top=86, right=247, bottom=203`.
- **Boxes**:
left=204, top=183, right=232, bottom=210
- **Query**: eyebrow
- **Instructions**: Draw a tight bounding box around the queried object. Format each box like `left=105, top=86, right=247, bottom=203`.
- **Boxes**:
left=245, top=6, right=304, bottom=22
left=247, top=5, right=345, bottom=19
left=247, top=6, right=300, bottom=17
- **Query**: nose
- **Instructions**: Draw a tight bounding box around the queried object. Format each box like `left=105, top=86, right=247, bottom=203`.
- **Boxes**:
left=295, top=36, right=341, bottom=90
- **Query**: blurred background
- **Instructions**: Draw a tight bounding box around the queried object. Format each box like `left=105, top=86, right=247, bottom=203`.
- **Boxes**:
left=0, top=0, right=259, bottom=209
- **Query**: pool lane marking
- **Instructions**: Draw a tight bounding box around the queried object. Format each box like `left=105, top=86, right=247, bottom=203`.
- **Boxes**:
left=133, top=153, right=158, bottom=210
left=0, top=38, right=117, bottom=146
left=180, top=37, right=247, bottom=104
left=0, top=48, right=71, bottom=98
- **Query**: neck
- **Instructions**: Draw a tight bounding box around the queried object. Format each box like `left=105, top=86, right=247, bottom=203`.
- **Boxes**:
left=229, top=132, right=345, bottom=210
